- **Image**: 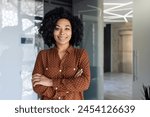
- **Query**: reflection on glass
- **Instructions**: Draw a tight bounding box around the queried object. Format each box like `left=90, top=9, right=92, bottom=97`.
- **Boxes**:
left=73, top=0, right=103, bottom=100
left=0, top=0, right=44, bottom=99
left=2, top=0, right=18, bottom=28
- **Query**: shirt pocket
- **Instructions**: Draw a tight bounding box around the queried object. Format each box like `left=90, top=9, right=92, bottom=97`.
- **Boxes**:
left=44, top=67, right=59, bottom=79
left=64, top=66, right=78, bottom=78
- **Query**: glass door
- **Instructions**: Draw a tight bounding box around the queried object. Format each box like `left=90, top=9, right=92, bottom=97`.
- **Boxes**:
left=73, top=0, right=104, bottom=99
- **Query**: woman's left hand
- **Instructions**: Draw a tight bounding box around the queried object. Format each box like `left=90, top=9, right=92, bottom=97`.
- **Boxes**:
left=74, top=69, right=83, bottom=77
left=32, top=73, right=53, bottom=87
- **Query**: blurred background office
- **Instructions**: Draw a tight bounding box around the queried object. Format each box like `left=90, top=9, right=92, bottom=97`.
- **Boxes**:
left=1, top=0, right=150, bottom=100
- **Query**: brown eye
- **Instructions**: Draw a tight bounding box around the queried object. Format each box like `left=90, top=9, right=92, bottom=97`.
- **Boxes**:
left=66, top=28, right=70, bottom=30
left=54, top=27, right=59, bottom=30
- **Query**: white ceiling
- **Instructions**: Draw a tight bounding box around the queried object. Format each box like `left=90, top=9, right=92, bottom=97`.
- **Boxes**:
left=104, top=0, right=133, bottom=23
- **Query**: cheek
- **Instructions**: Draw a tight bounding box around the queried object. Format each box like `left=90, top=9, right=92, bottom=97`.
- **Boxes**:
left=68, top=31, right=72, bottom=37
left=53, top=31, right=57, bottom=36
left=53, top=31, right=58, bottom=38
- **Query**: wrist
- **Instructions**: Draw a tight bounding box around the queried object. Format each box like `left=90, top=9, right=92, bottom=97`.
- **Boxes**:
left=49, top=79, right=53, bottom=86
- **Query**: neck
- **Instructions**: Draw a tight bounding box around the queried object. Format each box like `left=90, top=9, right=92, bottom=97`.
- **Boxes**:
left=56, top=44, right=70, bottom=52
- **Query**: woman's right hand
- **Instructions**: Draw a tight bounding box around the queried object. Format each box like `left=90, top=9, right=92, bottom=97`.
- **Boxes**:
left=32, top=73, right=53, bottom=87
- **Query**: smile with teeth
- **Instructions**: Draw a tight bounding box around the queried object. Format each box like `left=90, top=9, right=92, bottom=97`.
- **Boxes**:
left=58, top=36, right=68, bottom=40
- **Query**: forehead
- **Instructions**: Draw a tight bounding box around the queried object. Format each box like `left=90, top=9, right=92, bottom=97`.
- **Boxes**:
left=56, top=18, right=71, bottom=26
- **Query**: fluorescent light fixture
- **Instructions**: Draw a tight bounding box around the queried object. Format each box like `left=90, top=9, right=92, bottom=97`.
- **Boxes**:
left=104, top=1, right=133, bottom=23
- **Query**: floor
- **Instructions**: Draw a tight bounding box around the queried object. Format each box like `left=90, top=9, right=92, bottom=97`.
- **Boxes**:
left=104, top=73, right=133, bottom=100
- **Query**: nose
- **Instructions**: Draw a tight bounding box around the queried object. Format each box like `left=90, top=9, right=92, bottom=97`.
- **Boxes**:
left=60, top=29, right=65, bottom=35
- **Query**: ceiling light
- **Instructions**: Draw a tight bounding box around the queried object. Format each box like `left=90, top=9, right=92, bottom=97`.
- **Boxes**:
left=104, top=1, right=133, bottom=23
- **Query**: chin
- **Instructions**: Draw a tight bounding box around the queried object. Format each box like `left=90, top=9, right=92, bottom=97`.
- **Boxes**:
left=57, top=42, right=69, bottom=45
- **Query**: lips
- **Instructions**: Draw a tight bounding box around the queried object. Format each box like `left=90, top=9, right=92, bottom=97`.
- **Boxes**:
left=58, top=36, right=67, bottom=40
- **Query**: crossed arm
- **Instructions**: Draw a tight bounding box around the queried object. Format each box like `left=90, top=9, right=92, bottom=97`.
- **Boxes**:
left=32, top=50, right=90, bottom=99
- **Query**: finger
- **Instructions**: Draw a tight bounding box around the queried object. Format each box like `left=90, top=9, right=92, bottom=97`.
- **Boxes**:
left=79, top=69, right=83, bottom=73
left=74, top=69, right=83, bottom=77
left=32, top=78, right=41, bottom=84
left=78, top=69, right=83, bottom=73
left=32, top=75, right=41, bottom=79
left=76, top=72, right=82, bottom=77
left=75, top=72, right=81, bottom=77
left=76, top=69, right=83, bottom=77
left=32, top=73, right=42, bottom=77
left=33, top=81, right=41, bottom=87
left=32, top=77, right=41, bottom=82
left=32, top=74, right=42, bottom=80
left=76, top=69, right=82, bottom=75
left=32, top=75, right=41, bottom=83
left=74, top=72, right=80, bottom=77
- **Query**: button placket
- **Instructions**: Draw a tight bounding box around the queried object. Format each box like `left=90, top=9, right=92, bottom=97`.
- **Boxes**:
left=55, top=87, right=58, bottom=90
left=59, top=55, right=67, bottom=75
left=59, top=59, right=64, bottom=77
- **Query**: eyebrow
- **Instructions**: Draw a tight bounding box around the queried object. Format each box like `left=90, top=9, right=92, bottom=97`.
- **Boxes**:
left=55, top=25, right=71, bottom=27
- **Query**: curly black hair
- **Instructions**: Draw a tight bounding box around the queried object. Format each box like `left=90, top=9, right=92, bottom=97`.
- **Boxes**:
left=39, top=7, right=83, bottom=47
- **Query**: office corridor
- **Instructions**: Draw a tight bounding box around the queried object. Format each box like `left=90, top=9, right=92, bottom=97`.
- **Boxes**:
left=104, top=73, right=133, bottom=100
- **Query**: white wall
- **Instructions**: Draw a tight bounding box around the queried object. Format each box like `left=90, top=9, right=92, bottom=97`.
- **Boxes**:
left=133, top=0, right=150, bottom=99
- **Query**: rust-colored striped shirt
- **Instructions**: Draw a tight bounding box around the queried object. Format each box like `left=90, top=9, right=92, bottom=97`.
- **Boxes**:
left=32, top=46, right=90, bottom=100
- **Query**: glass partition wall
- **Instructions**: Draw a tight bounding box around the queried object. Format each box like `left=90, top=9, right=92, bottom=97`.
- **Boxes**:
left=73, top=0, right=104, bottom=99
left=0, top=0, right=44, bottom=99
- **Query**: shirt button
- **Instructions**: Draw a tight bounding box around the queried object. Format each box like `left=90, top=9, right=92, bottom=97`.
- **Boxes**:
left=59, top=69, right=62, bottom=72
left=46, top=68, right=48, bottom=70
left=66, top=91, right=69, bottom=94
left=58, top=97, right=61, bottom=100
left=55, top=87, right=58, bottom=90
left=73, top=68, right=76, bottom=71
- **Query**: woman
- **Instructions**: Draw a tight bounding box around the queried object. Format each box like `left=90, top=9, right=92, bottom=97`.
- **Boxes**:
left=32, top=7, right=90, bottom=100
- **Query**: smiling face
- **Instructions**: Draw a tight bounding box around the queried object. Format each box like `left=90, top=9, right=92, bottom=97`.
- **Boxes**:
left=53, top=18, right=72, bottom=46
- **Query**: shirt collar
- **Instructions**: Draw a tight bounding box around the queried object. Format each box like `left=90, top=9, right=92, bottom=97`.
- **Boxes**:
left=53, top=45, right=74, bottom=54
left=66, top=45, right=74, bottom=54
